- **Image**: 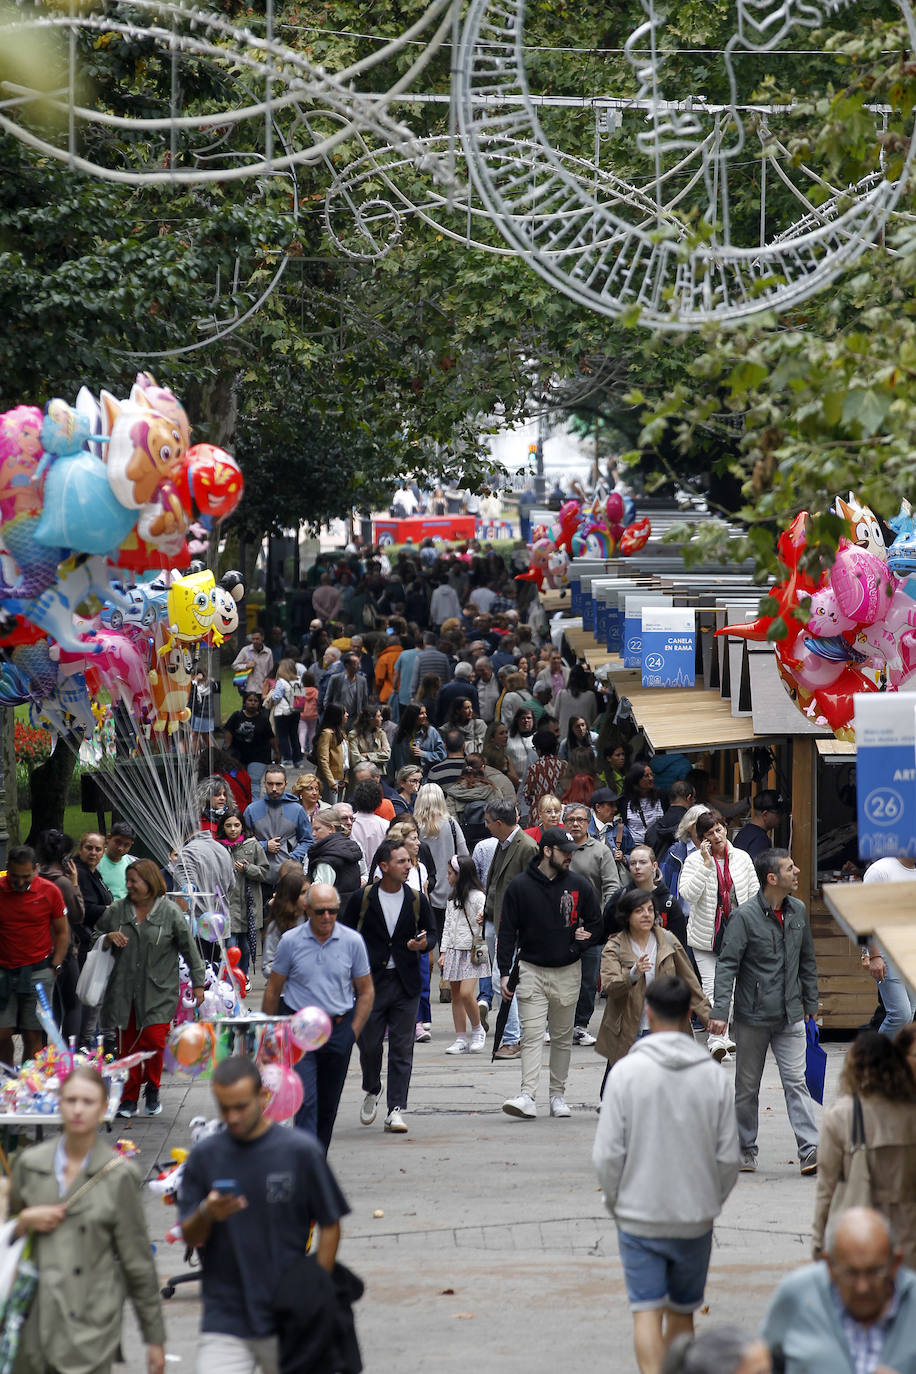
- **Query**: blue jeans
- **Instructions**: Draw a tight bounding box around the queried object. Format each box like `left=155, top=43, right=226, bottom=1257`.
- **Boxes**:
left=247, top=761, right=267, bottom=799
left=478, top=920, right=496, bottom=1006
left=419, top=951, right=431, bottom=1024
left=294, top=1010, right=355, bottom=1153
left=879, top=969, right=916, bottom=1035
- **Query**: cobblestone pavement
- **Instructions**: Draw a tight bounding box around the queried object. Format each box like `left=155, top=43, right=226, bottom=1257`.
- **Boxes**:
left=104, top=1011, right=848, bottom=1374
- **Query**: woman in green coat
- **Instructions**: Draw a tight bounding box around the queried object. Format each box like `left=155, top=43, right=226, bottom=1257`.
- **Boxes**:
left=10, top=1065, right=166, bottom=1374
left=94, top=859, right=206, bottom=1118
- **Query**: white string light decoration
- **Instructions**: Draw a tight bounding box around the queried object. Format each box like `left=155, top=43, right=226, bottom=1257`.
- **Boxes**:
left=456, top=0, right=916, bottom=328
left=2, top=0, right=914, bottom=332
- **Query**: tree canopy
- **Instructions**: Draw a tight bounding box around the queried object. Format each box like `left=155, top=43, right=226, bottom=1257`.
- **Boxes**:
left=0, top=0, right=911, bottom=545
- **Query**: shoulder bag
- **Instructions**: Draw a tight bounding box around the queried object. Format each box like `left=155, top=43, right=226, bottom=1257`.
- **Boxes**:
left=462, top=903, right=488, bottom=964
left=827, top=1095, right=873, bottom=1224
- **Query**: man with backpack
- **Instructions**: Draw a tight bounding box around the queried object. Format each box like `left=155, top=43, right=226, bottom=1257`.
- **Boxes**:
left=340, top=840, right=437, bottom=1135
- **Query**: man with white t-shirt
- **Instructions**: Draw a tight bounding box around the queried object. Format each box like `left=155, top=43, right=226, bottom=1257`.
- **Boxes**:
left=862, top=854, right=916, bottom=1034
left=341, top=840, right=437, bottom=1134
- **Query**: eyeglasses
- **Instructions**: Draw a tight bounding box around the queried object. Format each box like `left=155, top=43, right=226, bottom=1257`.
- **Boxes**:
left=311, top=905, right=339, bottom=915
left=831, top=1263, right=895, bottom=1283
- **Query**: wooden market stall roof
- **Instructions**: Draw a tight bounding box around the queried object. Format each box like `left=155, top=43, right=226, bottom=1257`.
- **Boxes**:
left=823, top=880, right=916, bottom=997
left=619, top=684, right=762, bottom=750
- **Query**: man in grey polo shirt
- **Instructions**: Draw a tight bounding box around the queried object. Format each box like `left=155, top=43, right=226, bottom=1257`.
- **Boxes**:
left=263, top=883, right=374, bottom=1152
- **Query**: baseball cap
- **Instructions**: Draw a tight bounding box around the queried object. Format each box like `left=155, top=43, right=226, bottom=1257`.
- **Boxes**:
left=590, top=787, right=620, bottom=808
left=754, top=790, right=789, bottom=813
left=539, top=826, right=577, bottom=852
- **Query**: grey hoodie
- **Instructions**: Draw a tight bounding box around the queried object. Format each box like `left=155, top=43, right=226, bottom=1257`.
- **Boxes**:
left=592, top=1031, right=740, bottom=1238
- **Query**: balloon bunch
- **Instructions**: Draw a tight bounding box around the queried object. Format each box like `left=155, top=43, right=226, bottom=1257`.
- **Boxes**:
left=516, top=492, right=652, bottom=591
left=257, top=1006, right=332, bottom=1123
left=717, top=494, right=916, bottom=740
left=0, top=373, right=245, bottom=746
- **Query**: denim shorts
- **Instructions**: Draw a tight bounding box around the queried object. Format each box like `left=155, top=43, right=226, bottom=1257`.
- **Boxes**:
left=617, top=1229, right=713, bottom=1312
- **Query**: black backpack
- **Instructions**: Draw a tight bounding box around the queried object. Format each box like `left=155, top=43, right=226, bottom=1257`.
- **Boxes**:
left=459, top=801, right=490, bottom=849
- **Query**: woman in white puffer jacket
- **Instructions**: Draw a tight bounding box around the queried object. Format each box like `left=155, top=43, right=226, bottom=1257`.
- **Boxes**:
left=679, top=810, right=758, bottom=1061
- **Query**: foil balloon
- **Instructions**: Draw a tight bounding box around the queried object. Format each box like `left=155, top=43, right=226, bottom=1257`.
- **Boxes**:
left=718, top=496, right=915, bottom=742
left=888, top=501, right=916, bottom=576
left=829, top=542, right=896, bottom=626
left=261, top=1062, right=304, bottom=1123
left=606, top=492, right=624, bottom=524
left=0, top=404, right=63, bottom=597
left=289, top=1006, right=332, bottom=1052
left=619, top=518, right=652, bottom=556
left=196, top=909, right=228, bottom=943
left=180, top=444, right=245, bottom=523
left=165, top=1022, right=216, bottom=1078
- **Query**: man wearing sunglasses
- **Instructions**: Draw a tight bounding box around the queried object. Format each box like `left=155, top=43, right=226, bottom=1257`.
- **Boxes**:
left=0, top=845, right=71, bottom=1065
left=262, top=883, right=374, bottom=1153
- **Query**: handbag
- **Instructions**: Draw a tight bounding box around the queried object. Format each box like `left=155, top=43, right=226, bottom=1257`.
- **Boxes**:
left=75, top=941, right=115, bottom=1008
left=828, top=1096, right=873, bottom=1223
left=462, top=907, right=488, bottom=965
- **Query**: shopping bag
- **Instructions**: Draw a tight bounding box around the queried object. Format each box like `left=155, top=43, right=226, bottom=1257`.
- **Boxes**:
left=0, top=1222, right=26, bottom=1327
left=75, top=941, right=115, bottom=1008
left=0, top=1235, right=38, bottom=1374
left=805, top=1018, right=827, bottom=1105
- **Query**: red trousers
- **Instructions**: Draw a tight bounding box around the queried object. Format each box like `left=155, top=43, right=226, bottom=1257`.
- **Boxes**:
left=119, top=1009, right=169, bottom=1101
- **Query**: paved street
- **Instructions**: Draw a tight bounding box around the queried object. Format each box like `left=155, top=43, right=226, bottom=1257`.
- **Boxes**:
left=107, top=1010, right=850, bottom=1374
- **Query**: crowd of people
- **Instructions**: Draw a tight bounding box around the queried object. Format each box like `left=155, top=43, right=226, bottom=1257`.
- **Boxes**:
left=3, top=537, right=916, bottom=1374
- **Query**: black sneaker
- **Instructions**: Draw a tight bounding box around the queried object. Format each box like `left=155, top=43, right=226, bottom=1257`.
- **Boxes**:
left=144, top=1090, right=162, bottom=1117
left=117, top=1100, right=138, bottom=1119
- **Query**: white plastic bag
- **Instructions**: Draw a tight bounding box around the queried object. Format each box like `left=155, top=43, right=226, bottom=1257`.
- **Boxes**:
left=0, top=1219, right=27, bottom=1326
left=75, top=942, right=115, bottom=1008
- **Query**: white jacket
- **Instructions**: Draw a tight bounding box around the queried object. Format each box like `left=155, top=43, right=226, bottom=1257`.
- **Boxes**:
left=441, top=890, right=485, bottom=952
left=593, top=1032, right=740, bottom=1237
left=680, top=843, right=758, bottom=952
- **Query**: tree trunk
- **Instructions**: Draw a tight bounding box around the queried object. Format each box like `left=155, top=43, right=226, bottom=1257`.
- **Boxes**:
left=0, top=708, right=17, bottom=859
left=26, top=742, right=77, bottom=843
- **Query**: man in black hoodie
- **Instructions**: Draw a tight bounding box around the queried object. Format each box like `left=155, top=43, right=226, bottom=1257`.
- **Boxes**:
left=498, top=827, right=602, bottom=1120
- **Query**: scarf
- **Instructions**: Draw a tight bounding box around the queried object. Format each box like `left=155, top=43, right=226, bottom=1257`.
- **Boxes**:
left=219, top=837, right=257, bottom=971
left=712, top=850, right=736, bottom=953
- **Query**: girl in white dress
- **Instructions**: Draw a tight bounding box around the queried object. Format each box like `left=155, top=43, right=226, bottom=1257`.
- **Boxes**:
left=438, top=856, right=490, bottom=1055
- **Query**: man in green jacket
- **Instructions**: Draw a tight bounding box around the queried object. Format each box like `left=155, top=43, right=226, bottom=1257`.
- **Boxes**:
left=708, top=848, right=819, bottom=1177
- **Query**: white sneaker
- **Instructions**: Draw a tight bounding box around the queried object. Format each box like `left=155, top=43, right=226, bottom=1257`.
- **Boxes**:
left=503, top=1093, right=537, bottom=1119
left=384, top=1107, right=408, bottom=1132
left=549, top=1095, right=571, bottom=1118
left=572, top=1027, right=597, bottom=1046
left=359, top=1091, right=380, bottom=1126
left=543, top=1028, right=551, bottom=1043
left=469, top=1027, right=486, bottom=1052
left=445, top=1037, right=470, bottom=1055
left=725, top=1037, right=737, bottom=1053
